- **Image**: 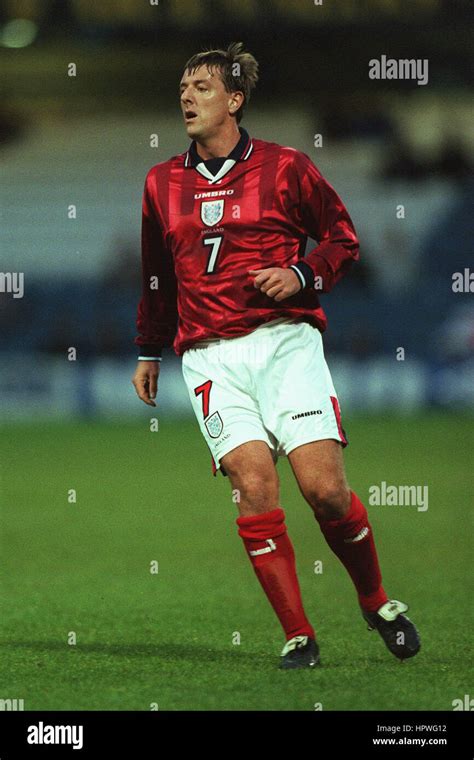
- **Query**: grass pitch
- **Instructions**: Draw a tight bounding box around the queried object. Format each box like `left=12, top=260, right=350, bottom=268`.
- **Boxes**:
left=1, top=412, right=472, bottom=710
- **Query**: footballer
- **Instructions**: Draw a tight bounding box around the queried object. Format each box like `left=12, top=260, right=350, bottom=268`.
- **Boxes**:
left=132, top=42, right=420, bottom=669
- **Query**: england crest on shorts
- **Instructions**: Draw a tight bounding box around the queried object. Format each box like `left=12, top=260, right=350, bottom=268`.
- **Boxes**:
left=205, top=411, right=223, bottom=439
left=200, top=200, right=224, bottom=227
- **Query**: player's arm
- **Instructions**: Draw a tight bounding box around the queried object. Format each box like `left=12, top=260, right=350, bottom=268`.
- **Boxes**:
left=286, top=151, right=359, bottom=294
left=250, top=152, right=359, bottom=300
left=132, top=174, right=178, bottom=407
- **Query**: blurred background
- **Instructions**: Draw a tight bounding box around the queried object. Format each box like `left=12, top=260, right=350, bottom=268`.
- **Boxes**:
left=0, top=0, right=473, bottom=420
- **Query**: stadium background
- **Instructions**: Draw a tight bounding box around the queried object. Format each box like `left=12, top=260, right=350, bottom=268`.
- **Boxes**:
left=0, top=0, right=472, bottom=711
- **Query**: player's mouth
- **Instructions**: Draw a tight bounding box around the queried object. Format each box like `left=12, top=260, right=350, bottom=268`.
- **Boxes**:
left=184, top=110, right=198, bottom=122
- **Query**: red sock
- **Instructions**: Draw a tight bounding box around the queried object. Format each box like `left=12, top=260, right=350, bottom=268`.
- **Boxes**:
left=236, top=508, right=315, bottom=641
left=317, top=491, right=388, bottom=612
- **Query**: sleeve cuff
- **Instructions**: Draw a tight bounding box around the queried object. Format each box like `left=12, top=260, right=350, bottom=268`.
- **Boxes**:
left=135, top=343, right=162, bottom=359
left=290, top=261, right=315, bottom=289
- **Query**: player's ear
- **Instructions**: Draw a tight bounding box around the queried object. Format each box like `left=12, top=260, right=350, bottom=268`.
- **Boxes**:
left=228, top=92, right=244, bottom=114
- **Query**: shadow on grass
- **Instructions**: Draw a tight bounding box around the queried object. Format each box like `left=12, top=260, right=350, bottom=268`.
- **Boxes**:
left=0, top=639, right=275, bottom=665
left=0, top=640, right=411, bottom=671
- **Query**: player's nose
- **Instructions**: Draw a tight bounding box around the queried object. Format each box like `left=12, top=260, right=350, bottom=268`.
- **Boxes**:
left=180, top=87, right=192, bottom=104
left=181, top=96, right=194, bottom=112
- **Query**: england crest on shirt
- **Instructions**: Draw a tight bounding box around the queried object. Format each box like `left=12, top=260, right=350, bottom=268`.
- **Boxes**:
left=200, top=200, right=224, bottom=227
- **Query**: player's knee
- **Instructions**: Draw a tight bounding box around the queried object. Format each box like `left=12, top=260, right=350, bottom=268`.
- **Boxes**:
left=304, top=483, right=351, bottom=520
left=245, top=471, right=278, bottom=505
left=228, top=469, right=279, bottom=513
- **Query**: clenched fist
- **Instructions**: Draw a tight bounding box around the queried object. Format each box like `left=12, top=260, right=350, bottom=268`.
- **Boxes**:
left=249, top=267, right=302, bottom=301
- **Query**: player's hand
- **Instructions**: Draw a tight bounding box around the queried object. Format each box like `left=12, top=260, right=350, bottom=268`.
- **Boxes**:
left=248, top=267, right=302, bottom=301
left=132, top=361, right=160, bottom=407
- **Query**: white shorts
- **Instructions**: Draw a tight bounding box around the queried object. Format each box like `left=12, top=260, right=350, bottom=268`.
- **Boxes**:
left=181, top=318, right=348, bottom=476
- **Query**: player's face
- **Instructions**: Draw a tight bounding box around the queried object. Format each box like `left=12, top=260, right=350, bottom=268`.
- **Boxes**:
left=179, top=65, right=236, bottom=139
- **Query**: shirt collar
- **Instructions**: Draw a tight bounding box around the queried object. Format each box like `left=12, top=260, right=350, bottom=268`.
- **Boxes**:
left=184, top=127, right=253, bottom=168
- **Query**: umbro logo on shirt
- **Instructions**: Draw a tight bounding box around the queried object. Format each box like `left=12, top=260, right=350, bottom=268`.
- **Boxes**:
left=292, top=410, right=323, bottom=420
left=194, top=189, right=234, bottom=199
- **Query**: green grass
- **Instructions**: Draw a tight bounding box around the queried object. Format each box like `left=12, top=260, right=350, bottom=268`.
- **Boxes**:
left=0, top=412, right=472, bottom=710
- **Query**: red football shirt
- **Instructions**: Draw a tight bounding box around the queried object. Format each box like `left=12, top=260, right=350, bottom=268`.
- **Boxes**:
left=135, top=127, right=359, bottom=357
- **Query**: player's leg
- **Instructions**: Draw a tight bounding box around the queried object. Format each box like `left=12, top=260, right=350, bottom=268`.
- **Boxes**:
left=181, top=341, right=318, bottom=667
left=220, top=440, right=279, bottom=515
left=221, top=441, right=319, bottom=668
left=256, top=321, right=420, bottom=659
left=288, top=439, right=420, bottom=659
left=287, top=439, right=388, bottom=613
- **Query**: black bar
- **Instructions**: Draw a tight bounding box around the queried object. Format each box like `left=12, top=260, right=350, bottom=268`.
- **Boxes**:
left=0, top=710, right=472, bottom=757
